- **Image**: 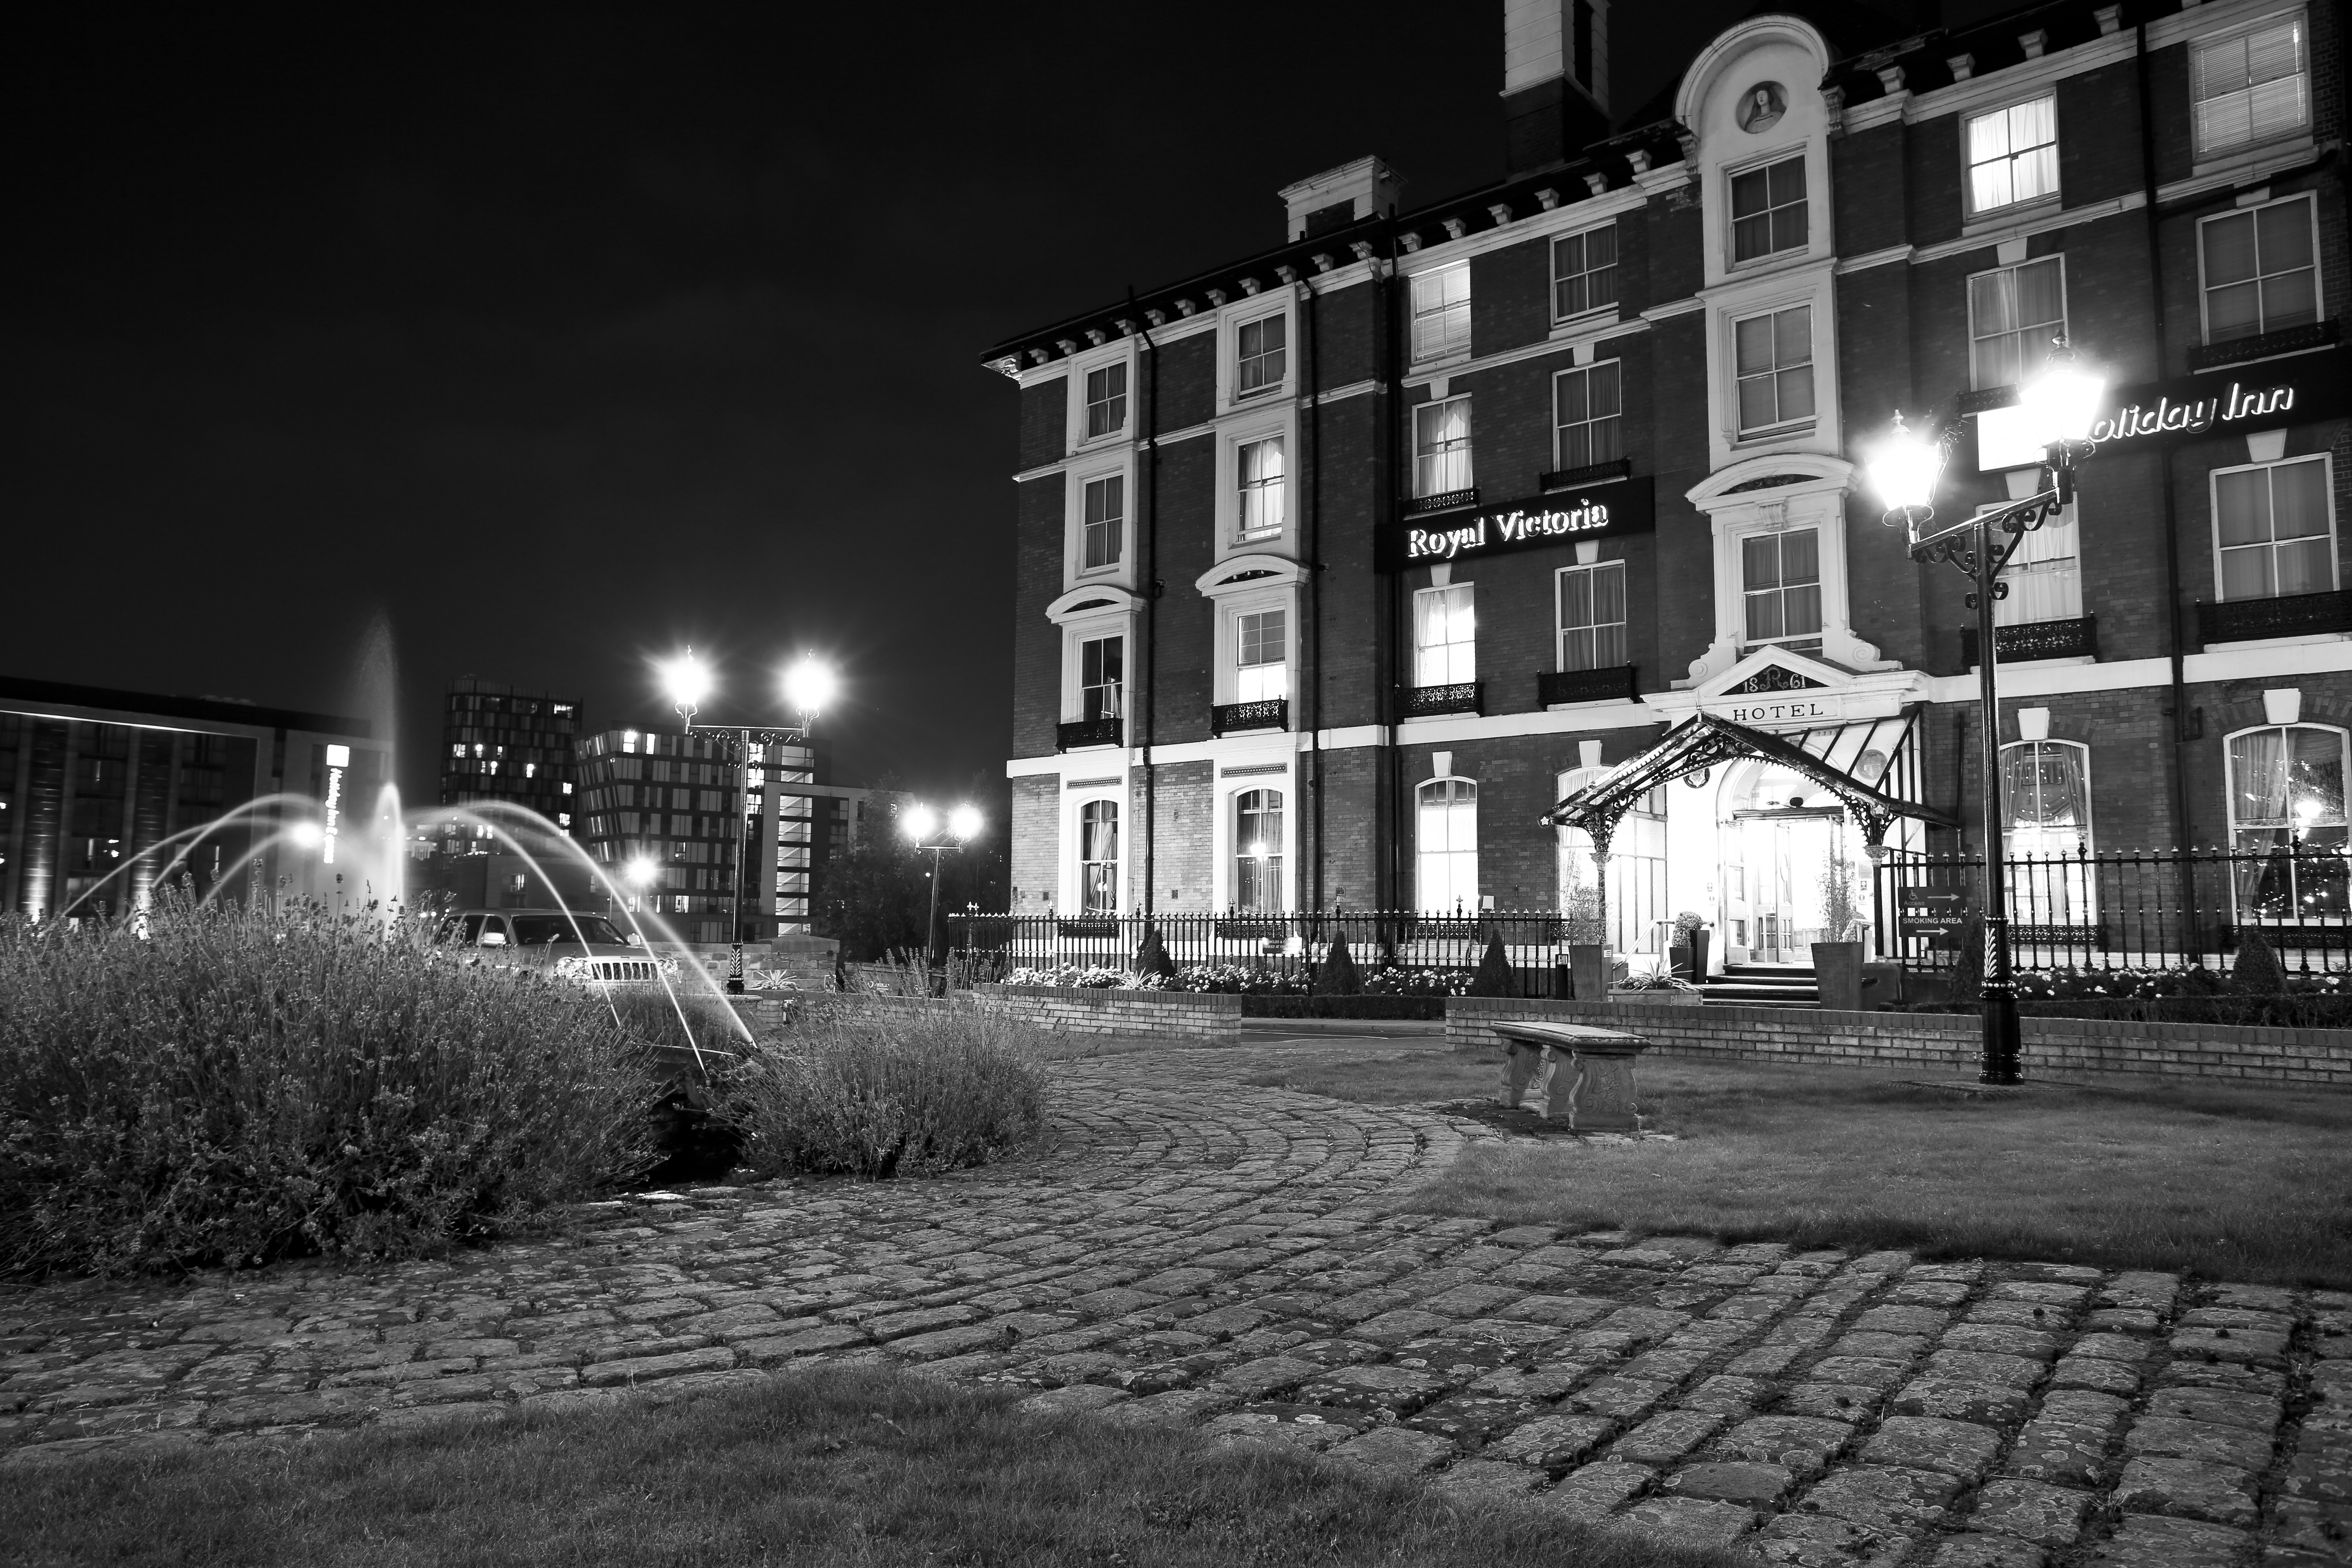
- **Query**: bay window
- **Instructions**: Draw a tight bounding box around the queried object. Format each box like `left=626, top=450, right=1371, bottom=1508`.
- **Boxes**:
left=2226, top=724, right=2349, bottom=923
left=2214, top=454, right=2334, bottom=600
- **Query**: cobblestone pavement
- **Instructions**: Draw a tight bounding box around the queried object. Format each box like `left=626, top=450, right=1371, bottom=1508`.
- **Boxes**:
left=5, top=1037, right=2351, bottom=1566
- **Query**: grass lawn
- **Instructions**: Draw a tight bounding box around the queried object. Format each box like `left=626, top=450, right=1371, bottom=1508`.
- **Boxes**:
left=1245, top=1049, right=2352, bottom=1289
left=2, top=1368, right=1731, bottom=1568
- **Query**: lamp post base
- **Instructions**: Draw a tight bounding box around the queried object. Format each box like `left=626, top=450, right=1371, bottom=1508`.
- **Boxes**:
left=1979, top=987, right=2022, bottom=1085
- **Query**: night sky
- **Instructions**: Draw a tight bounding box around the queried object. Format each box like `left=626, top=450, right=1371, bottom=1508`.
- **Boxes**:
left=7, top=3, right=1775, bottom=818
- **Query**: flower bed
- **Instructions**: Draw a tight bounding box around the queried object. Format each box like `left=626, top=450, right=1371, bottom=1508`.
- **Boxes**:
left=1001, top=963, right=1475, bottom=998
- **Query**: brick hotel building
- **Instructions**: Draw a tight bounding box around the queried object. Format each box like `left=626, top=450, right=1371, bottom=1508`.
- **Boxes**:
left=983, top=0, right=2347, bottom=967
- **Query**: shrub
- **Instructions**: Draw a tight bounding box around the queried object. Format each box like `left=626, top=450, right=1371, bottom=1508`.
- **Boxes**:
left=1471, top=931, right=1517, bottom=997
left=713, top=1006, right=1050, bottom=1178
left=1315, top=934, right=1364, bottom=996
left=0, top=890, right=660, bottom=1278
left=2230, top=927, right=2289, bottom=995
left=1132, top=924, right=1176, bottom=984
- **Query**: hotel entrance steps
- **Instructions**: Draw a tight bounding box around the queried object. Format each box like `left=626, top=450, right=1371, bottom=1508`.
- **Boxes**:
left=1700, top=962, right=1820, bottom=1008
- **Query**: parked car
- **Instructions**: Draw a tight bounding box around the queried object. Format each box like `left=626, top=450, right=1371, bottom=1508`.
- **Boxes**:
left=452, top=908, right=680, bottom=987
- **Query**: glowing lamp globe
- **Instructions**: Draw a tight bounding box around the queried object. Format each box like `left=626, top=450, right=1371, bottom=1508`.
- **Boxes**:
left=1866, top=413, right=1943, bottom=517
left=624, top=856, right=660, bottom=888
left=902, top=804, right=938, bottom=842
left=287, top=821, right=325, bottom=849
left=2020, top=339, right=2107, bottom=444
left=782, top=655, right=836, bottom=721
left=659, top=649, right=712, bottom=713
left=948, top=804, right=983, bottom=841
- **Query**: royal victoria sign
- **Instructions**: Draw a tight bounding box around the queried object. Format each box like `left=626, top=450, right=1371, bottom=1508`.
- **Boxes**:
left=1376, top=477, right=1655, bottom=572
left=1976, top=343, right=2350, bottom=471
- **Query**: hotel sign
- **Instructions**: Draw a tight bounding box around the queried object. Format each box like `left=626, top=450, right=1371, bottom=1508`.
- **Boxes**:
left=1716, top=693, right=1846, bottom=729
left=1976, top=344, right=2350, bottom=471
left=1376, top=478, right=1655, bottom=572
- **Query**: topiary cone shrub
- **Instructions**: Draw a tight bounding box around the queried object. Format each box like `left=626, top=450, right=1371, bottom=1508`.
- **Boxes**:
left=1133, top=923, right=1176, bottom=984
left=0, top=886, right=662, bottom=1279
left=2229, top=924, right=2288, bottom=995
left=1472, top=930, right=1517, bottom=997
left=1315, top=933, right=1364, bottom=996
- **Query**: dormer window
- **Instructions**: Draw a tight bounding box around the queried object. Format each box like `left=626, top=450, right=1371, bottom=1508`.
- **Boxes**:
left=1729, top=156, right=1806, bottom=263
left=1084, top=363, right=1127, bottom=437
left=1237, top=315, right=1287, bottom=397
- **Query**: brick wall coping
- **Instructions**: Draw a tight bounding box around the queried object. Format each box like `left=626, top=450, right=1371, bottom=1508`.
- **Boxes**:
left=973, top=984, right=1243, bottom=1013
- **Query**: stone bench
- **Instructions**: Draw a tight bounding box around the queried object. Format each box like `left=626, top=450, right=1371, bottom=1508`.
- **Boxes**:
left=1492, top=1021, right=1651, bottom=1131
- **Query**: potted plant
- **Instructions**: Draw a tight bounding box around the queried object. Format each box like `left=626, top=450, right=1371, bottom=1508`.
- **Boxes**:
left=1672, top=911, right=1710, bottom=982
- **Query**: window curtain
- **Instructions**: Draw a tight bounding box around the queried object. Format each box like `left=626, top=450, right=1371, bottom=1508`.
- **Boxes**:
left=1415, top=585, right=1475, bottom=685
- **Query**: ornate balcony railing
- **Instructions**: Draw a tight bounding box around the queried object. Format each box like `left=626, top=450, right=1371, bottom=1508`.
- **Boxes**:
left=1539, top=457, right=1632, bottom=492
left=1539, top=665, right=1639, bottom=706
left=2198, top=590, right=2352, bottom=646
left=1961, top=614, right=2099, bottom=666
left=1210, top=698, right=1288, bottom=737
left=1055, top=716, right=1123, bottom=751
left=1403, top=487, right=1479, bottom=518
left=2188, top=318, right=2339, bottom=372
left=1399, top=681, right=1482, bottom=717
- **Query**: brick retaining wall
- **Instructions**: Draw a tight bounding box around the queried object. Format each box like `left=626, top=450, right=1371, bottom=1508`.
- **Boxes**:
left=1446, top=997, right=2352, bottom=1087
left=972, top=984, right=1241, bottom=1045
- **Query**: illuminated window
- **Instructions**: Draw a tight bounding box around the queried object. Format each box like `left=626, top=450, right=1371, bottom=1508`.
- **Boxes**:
left=1084, top=362, right=1127, bottom=437
left=1078, top=800, right=1119, bottom=914
left=1412, top=398, right=1472, bottom=498
left=2225, top=723, right=2349, bottom=923
left=1552, top=225, right=1617, bottom=320
left=1235, top=610, right=1287, bottom=702
left=1965, top=97, right=2058, bottom=215
left=2200, top=194, right=2319, bottom=344
left=1413, top=584, right=1476, bottom=685
left=1729, top=156, right=1806, bottom=262
left=1410, top=262, right=1471, bottom=363
left=1079, top=634, right=1123, bottom=720
left=1233, top=789, right=1285, bottom=911
left=1236, top=315, right=1287, bottom=396
left=1415, top=779, right=1477, bottom=913
left=2194, top=14, right=2308, bottom=159
left=1733, top=305, right=1814, bottom=434
left=1236, top=437, right=1286, bottom=539
left=1969, top=256, right=2067, bottom=390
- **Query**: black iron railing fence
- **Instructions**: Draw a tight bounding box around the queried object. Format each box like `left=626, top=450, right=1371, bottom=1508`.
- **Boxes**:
left=1873, top=848, right=2351, bottom=975
left=950, top=909, right=1584, bottom=997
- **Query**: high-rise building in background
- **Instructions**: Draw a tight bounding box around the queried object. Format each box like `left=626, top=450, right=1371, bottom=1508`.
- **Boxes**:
left=0, top=675, right=380, bottom=918
left=574, top=726, right=877, bottom=942
left=437, top=676, right=582, bottom=832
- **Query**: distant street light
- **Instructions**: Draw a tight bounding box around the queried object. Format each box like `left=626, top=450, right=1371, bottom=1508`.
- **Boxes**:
left=902, top=801, right=982, bottom=970
left=655, top=648, right=838, bottom=993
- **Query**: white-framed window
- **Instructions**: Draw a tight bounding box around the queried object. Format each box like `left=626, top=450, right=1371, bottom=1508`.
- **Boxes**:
left=1413, top=397, right=1473, bottom=498
left=1965, top=96, right=2059, bottom=216
left=1078, top=799, right=1120, bottom=915
left=1733, top=304, right=1814, bottom=434
left=1552, top=225, right=1618, bottom=320
left=1729, top=155, right=1806, bottom=263
left=1555, top=770, right=1666, bottom=952
left=1084, top=362, right=1128, bottom=438
left=1080, top=474, right=1124, bottom=571
left=1742, top=527, right=1822, bottom=645
left=1236, top=436, right=1286, bottom=541
left=1416, top=777, right=1477, bottom=913
left=1236, top=608, right=1288, bottom=702
left=2200, top=194, right=2320, bottom=345
left=1232, top=788, right=1285, bottom=912
left=1411, top=262, right=1471, bottom=364
left=1553, top=361, right=1623, bottom=471
left=1986, top=501, right=2082, bottom=626
left=2225, top=722, right=2349, bottom=924
left=1969, top=256, right=2067, bottom=390
left=1078, top=634, right=1123, bottom=720
left=2194, top=12, right=2310, bottom=160
left=1237, top=314, right=1287, bottom=398
left=1556, top=561, right=1628, bottom=670
left=1413, top=584, right=1476, bottom=685
left=2214, top=453, right=2335, bottom=601
left=2001, top=739, right=2094, bottom=859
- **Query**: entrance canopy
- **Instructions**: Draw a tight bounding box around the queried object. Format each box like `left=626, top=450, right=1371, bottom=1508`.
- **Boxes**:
left=1543, top=710, right=1955, bottom=858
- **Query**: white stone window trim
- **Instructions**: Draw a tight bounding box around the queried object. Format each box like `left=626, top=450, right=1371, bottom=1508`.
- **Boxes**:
left=1959, top=91, right=2062, bottom=225
left=1063, top=339, right=1137, bottom=455
left=1047, top=588, right=1142, bottom=730
left=2209, top=449, right=2338, bottom=604
left=1414, top=773, right=1481, bottom=915
left=2220, top=714, right=2350, bottom=924
left=1722, top=146, right=1812, bottom=272
left=1997, top=736, right=2096, bottom=851
left=2186, top=4, right=2312, bottom=168
left=1197, top=557, right=1305, bottom=712
left=1681, top=455, right=1892, bottom=685
left=1062, top=450, right=1136, bottom=592
left=1217, top=295, right=1296, bottom=414
left=2195, top=190, right=2324, bottom=349
left=1726, top=296, right=1818, bottom=441
left=1062, top=781, right=1128, bottom=916
left=1213, top=407, right=1300, bottom=559
left=1209, top=762, right=1296, bottom=914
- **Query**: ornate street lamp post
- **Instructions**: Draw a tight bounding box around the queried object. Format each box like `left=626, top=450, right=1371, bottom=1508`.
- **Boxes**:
left=902, top=802, right=983, bottom=972
left=660, top=648, right=838, bottom=994
left=1865, top=338, right=2106, bottom=1085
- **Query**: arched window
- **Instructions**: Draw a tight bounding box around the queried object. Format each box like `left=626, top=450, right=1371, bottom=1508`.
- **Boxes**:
left=1233, top=789, right=1285, bottom=912
left=2226, top=723, right=2349, bottom=923
left=1555, top=769, right=1666, bottom=951
left=1078, top=800, right=1119, bottom=915
left=1416, top=779, right=1478, bottom=913
left=2000, top=740, right=2094, bottom=928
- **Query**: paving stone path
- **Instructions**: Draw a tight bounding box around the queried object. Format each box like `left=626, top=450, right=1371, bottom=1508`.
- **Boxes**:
left=4, top=1037, right=2350, bottom=1566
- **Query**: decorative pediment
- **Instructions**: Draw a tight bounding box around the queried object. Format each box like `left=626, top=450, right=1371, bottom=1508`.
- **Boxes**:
left=1196, top=554, right=1305, bottom=597
left=1692, top=644, right=1851, bottom=700
left=1727, top=666, right=1826, bottom=694
left=1045, top=586, right=1142, bottom=626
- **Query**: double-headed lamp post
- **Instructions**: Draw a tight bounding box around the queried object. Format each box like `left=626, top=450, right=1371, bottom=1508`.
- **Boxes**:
left=902, top=802, right=983, bottom=967
left=1864, top=336, right=2107, bottom=1085
left=658, top=648, right=839, bottom=994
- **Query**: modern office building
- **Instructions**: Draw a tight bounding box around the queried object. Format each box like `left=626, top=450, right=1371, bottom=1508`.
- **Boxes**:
left=437, top=676, right=582, bottom=831
left=573, top=727, right=875, bottom=942
left=985, top=0, right=2346, bottom=967
left=0, top=675, right=381, bottom=918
